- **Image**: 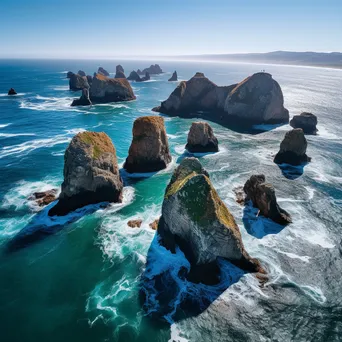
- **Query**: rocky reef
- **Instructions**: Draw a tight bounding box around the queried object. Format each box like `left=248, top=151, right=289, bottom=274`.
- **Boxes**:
left=137, top=64, right=163, bottom=75
left=72, top=73, right=136, bottom=105
left=290, top=112, right=318, bottom=134
left=153, top=72, right=289, bottom=126
left=8, top=88, right=17, bottom=95
left=157, top=158, right=264, bottom=283
left=48, top=131, right=123, bottom=216
left=243, top=175, right=292, bottom=225
left=98, top=67, right=110, bottom=77
left=168, top=71, right=178, bottom=81
left=29, top=189, right=58, bottom=207
left=274, top=128, right=311, bottom=165
left=186, top=121, right=219, bottom=152
left=123, top=116, right=172, bottom=173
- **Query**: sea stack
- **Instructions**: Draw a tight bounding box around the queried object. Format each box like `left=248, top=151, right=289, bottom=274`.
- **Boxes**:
left=243, top=174, right=292, bottom=225
left=127, top=71, right=142, bottom=82
left=274, top=128, right=311, bottom=165
left=186, top=122, right=219, bottom=152
left=124, top=116, right=172, bottom=173
left=141, top=72, right=150, bottom=81
left=48, top=131, right=123, bottom=216
left=115, top=65, right=126, bottom=78
left=157, top=158, right=264, bottom=282
left=98, top=67, right=110, bottom=77
left=71, top=88, right=92, bottom=106
left=69, top=72, right=89, bottom=91
left=8, top=88, right=17, bottom=95
left=168, top=71, right=178, bottom=81
left=290, top=112, right=318, bottom=134
left=153, top=72, right=289, bottom=126
left=138, top=64, right=163, bottom=75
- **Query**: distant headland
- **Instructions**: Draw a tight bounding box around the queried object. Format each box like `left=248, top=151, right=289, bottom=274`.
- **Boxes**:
left=167, top=51, right=342, bottom=69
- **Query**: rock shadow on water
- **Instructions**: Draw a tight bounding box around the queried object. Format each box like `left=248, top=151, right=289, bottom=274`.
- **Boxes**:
left=242, top=203, right=286, bottom=239
left=276, top=162, right=307, bottom=180
left=139, top=235, right=245, bottom=324
left=5, top=201, right=106, bottom=253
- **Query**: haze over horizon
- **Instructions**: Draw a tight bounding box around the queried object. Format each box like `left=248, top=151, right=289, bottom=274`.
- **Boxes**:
left=2, top=0, right=342, bottom=59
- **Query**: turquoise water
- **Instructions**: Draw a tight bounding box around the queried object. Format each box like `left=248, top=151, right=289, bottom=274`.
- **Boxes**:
left=0, top=60, right=341, bottom=341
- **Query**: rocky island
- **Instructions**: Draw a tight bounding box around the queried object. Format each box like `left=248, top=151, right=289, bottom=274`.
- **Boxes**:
left=153, top=72, right=289, bottom=126
left=290, top=112, right=318, bottom=134
left=186, top=121, right=219, bottom=152
left=137, top=64, right=163, bottom=75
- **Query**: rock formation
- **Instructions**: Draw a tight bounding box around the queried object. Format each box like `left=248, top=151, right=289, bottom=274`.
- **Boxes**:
left=30, top=189, right=58, bottom=207
left=138, top=64, right=163, bottom=75
left=149, top=218, right=159, bottom=230
left=274, top=128, right=311, bottom=165
left=127, top=70, right=142, bottom=82
left=78, top=70, right=86, bottom=77
left=127, top=219, right=142, bottom=228
left=290, top=112, right=318, bottom=134
left=141, top=72, right=150, bottom=81
left=157, top=158, right=264, bottom=281
left=72, top=73, right=136, bottom=105
left=48, top=131, right=123, bottom=216
left=124, top=116, right=172, bottom=173
left=98, top=67, right=110, bottom=77
left=8, top=88, right=17, bottom=95
left=153, top=72, right=289, bottom=126
left=71, top=88, right=92, bottom=106
left=115, top=65, right=126, bottom=78
left=168, top=71, right=178, bottom=81
left=86, top=75, right=93, bottom=85
left=243, top=174, right=292, bottom=225
left=69, top=73, right=89, bottom=91
left=186, top=122, right=219, bottom=153
left=66, top=71, right=73, bottom=78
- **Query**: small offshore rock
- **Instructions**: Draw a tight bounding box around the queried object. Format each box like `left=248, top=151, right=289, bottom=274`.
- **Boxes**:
left=149, top=218, right=159, bottom=230
left=186, top=121, right=218, bottom=153
left=168, top=71, right=178, bottom=81
left=8, top=88, right=17, bottom=95
left=127, top=70, right=142, bottom=82
left=127, top=219, right=143, bottom=228
left=30, top=189, right=58, bottom=207
left=71, top=88, right=92, bottom=106
left=290, top=112, right=318, bottom=134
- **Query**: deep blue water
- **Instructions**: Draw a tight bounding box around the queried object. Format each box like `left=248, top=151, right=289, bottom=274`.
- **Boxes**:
left=0, top=59, right=341, bottom=342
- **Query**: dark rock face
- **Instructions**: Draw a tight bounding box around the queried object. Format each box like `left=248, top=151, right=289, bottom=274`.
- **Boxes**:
left=124, top=116, right=172, bottom=173
left=116, top=65, right=124, bottom=74
left=243, top=175, right=292, bottom=225
left=69, top=73, right=89, bottom=91
left=78, top=70, right=86, bottom=77
left=98, top=67, right=110, bottom=77
left=168, top=71, right=178, bottom=81
left=67, top=71, right=73, bottom=78
left=157, top=158, right=264, bottom=282
left=115, top=65, right=126, bottom=78
left=138, top=64, right=163, bottom=75
left=154, top=72, right=289, bottom=126
left=153, top=72, right=235, bottom=116
left=290, top=112, right=318, bottom=134
left=141, top=72, right=150, bottom=81
left=71, top=88, right=92, bottom=107
left=8, top=88, right=17, bottom=95
left=30, top=189, right=58, bottom=207
left=274, top=128, right=311, bottom=165
left=86, top=75, right=93, bottom=85
left=127, top=70, right=142, bottom=82
left=48, top=132, right=123, bottom=216
left=186, top=122, right=218, bottom=152
left=224, top=73, right=289, bottom=124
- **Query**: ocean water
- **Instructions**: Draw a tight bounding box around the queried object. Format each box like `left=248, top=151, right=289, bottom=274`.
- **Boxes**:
left=0, top=59, right=341, bottom=342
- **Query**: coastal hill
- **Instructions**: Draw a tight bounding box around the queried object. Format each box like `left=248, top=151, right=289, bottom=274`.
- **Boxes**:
left=171, top=51, right=342, bottom=69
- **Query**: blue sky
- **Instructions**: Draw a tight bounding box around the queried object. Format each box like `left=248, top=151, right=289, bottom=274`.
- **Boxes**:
left=1, top=0, right=341, bottom=58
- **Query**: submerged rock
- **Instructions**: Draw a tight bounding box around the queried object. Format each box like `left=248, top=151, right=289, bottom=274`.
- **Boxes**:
left=48, top=131, right=123, bottom=216
left=98, top=67, right=110, bottom=77
left=124, top=116, right=172, bottom=173
left=7, top=88, right=17, bottom=95
left=30, top=189, right=58, bottom=207
left=224, top=72, right=289, bottom=124
left=127, top=219, right=143, bottom=228
left=243, top=174, right=292, bottom=225
left=71, top=88, right=92, bottom=106
left=127, top=70, right=142, bottom=82
left=78, top=70, right=86, bottom=77
left=158, top=158, right=264, bottom=283
left=69, top=73, right=89, bottom=91
left=149, top=218, right=159, bottom=230
left=274, top=128, right=311, bottom=165
left=290, top=112, right=318, bottom=134
left=168, top=71, right=178, bottom=81
left=186, top=121, right=218, bottom=153
left=153, top=72, right=289, bottom=126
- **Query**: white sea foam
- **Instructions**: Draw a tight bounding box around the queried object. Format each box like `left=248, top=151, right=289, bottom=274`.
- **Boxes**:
left=0, top=123, right=11, bottom=128
left=52, top=85, right=69, bottom=91
left=0, top=133, right=36, bottom=138
left=0, top=93, right=27, bottom=97
left=169, top=324, right=189, bottom=342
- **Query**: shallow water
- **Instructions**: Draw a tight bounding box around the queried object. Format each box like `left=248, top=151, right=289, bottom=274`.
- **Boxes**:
left=0, top=59, right=341, bottom=342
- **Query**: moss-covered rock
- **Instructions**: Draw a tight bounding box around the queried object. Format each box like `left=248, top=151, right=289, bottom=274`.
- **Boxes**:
left=158, top=158, right=264, bottom=280
left=48, top=131, right=123, bottom=216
